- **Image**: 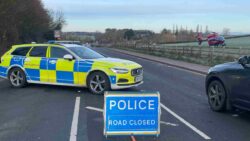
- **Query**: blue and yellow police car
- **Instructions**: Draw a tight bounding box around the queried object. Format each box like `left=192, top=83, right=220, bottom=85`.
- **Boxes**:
left=0, top=43, right=143, bottom=94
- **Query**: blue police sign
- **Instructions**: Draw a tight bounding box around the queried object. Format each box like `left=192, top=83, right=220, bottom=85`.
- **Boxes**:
left=104, top=91, right=161, bottom=136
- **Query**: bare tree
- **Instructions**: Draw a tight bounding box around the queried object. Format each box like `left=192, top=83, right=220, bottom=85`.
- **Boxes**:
left=49, top=10, right=66, bottom=30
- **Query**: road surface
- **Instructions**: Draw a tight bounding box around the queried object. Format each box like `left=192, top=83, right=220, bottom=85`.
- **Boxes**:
left=0, top=47, right=250, bottom=141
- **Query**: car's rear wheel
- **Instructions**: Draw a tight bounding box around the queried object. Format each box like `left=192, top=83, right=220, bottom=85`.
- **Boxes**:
left=207, top=80, right=227, bottom=112
left=87, top=72, right=110, bottom=95
left=8, top=68, right=27, bottom=88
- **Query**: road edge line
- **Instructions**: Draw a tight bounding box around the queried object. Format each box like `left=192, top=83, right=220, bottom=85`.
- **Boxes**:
left=160, top=103, right=211, bottom=140
left=70, top=97, right=81, bottom=141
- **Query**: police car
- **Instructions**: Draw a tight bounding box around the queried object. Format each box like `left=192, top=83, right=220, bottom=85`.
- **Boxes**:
left=0, top=43, right=143, bottom=94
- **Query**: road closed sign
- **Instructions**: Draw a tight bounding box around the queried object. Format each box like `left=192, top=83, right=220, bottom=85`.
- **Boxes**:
left=104, top=91, right=160, bottom=136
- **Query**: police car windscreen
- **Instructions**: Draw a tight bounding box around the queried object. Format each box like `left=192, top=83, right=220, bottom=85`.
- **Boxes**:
left=69, top=47, right=105, bottom=59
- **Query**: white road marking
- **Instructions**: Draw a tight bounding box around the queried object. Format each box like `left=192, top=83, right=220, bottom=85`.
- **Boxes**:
left=160, top=121, right=179, bottom=127
left=86, top=104, right=211, bottom=140
left=86, top=106, right=103, bottom=113
left=70, top=97, right=81, bottom=141
left=160, top=103, right=211, bottom=140
left=166, top=65, right=206, bottom=77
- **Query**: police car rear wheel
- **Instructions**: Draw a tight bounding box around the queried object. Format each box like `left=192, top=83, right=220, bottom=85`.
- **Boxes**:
left=87, top=72, right=110, bottom=95
left=8, top=68, right=27, bottom=88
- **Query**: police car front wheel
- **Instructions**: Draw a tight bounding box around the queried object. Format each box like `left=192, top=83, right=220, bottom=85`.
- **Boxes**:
left=8, top=68, right=27, bottom=88
left=87, top=72, right=110, bottom=95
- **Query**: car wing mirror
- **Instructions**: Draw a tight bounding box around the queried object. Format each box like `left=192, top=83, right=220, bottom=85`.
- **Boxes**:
left=238, top=56, right=248, bottom=66
left=63, top=54, right=74, bottom=61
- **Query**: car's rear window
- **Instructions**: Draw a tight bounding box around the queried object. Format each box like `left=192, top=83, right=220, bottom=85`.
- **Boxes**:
left=29, top=46, right=48, bottom=57
left=11, top=47, right=31, bottom=56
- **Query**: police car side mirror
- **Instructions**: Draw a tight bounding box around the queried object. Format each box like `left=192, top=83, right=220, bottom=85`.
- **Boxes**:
left=63, top=54, right=74, bottom=61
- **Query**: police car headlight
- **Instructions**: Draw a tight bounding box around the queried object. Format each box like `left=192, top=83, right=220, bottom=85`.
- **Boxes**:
left=110, top=68, right=129, bottom=74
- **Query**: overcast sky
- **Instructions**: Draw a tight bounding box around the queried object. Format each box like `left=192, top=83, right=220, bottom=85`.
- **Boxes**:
left=42, top=0, right=250, bottom=33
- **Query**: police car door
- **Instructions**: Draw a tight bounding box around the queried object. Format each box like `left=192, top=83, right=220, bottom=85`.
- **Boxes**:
left=49, top=46, right=76, bottom=84
left=24, top=46, right=49, bottom=82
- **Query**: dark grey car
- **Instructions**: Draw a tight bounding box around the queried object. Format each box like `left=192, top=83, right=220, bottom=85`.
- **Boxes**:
left=206, top=56, right=250, bottom=112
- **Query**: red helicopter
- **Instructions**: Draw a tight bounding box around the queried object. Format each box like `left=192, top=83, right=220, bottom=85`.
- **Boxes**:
left=196, top=32, right=226, bottom=47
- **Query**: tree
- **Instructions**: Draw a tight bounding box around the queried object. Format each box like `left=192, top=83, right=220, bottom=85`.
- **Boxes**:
left=161, top=28, right=168, bottom=34
left=44, top=10, right=66, bottom=40
left=124, top=29, right=135, bottom=40
left=0, top=0, right=62, bottom=55
left=49, top=10, right=66, bottom=30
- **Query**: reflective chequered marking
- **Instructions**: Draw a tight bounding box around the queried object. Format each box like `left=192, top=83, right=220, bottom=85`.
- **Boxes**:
left=0, top=66, right=7, bottom=77
left=0, top=54, right=120, bottom=86
left=109, top=76, right=116, bottom=84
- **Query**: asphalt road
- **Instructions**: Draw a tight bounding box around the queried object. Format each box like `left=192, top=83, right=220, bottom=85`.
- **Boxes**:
left=0, top=47, right=250, bottom=141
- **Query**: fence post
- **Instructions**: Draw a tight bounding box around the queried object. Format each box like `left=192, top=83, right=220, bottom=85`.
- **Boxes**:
left=209, top=47, right=212, bottom=65
left=191, top=47, right=193, bottom=56
left=199, top=46, right=202, bottom=57
left=239, top=47, right=242, bottom=58
left=211, top=46, right=214, bottom=65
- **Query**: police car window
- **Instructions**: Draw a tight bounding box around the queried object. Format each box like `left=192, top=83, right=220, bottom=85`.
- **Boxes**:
left=11, top=47, right=31, bottom=56
left=29, top=46, right=47, bottom=57
left=50, top=47, right=71, bottom=58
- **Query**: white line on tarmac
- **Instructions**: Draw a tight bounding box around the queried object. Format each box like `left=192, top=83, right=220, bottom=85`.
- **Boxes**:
left=70, top=97, right=81, bottom=141
left=86, top=106, right=104, bottom=113
left=86, top=104, right=211, bottom=140
left=160, top=121, right=179, bottom=127
left=160, top=103, right=211, bottom=140
left=166, top=65, right=206, bottom=77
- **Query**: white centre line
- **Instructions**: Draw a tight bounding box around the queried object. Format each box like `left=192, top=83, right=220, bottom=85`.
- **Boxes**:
left=70, top=97, right=81, bottom=141
left=160, top=103, right=211, bottom=140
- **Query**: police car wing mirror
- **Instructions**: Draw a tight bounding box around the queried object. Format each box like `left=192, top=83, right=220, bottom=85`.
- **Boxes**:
left=63, top=54, right=74, bottom=61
